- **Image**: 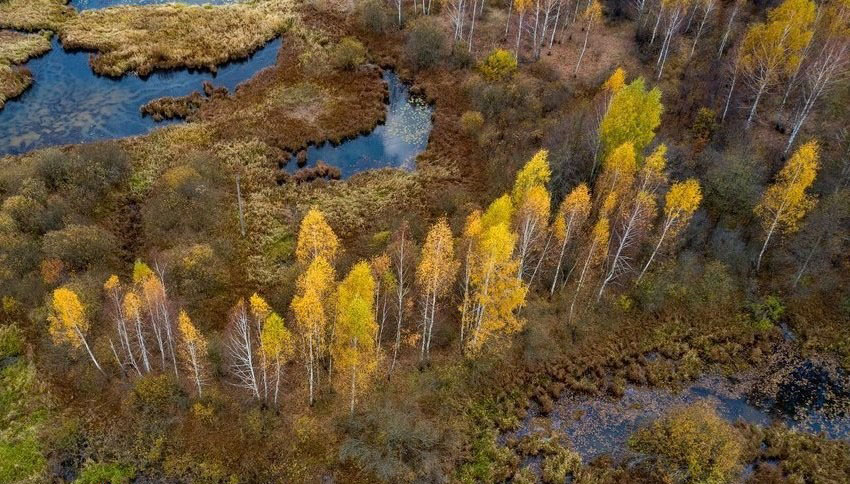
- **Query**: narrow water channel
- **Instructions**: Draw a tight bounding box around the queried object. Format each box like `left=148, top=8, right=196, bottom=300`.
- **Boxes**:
left=284, top=70, right=433, bottom=178
left=509, top=357, right=850, bottom=462
left=0, top=36, right=280, bottom=156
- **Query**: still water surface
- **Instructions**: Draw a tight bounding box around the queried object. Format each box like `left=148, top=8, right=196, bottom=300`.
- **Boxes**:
left=0, top=37, right=281, bottom=156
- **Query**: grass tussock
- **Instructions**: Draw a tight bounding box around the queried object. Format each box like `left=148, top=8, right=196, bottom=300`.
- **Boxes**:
left=0, top=0, right=73, bottom=32
left=0, top=65, right=32, bottom=110
left=0, top=30, right=52, bottom=110
left=60, top=1, right=292, bottom=77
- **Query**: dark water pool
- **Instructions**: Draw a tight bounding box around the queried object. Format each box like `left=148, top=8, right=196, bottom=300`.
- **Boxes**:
left=285, top=71, right=433, bottom=178
left=0, top=36, right=280, bottom=156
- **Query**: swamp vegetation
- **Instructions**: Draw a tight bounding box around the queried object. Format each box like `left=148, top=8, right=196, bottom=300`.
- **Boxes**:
left=0, top=0, right=849, bottom=482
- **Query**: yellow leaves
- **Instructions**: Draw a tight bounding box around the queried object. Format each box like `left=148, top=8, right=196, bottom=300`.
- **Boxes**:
left=482, top=195, right=515, bottom=229
left=292, top=256, right=334, bottom=337
left=132, top=260, right=154, bottom=284
left=249, top=293, right=272, bottom=323
left=295, top=208, right=340, bottom=265
left=512, top=149, right=551, bottom=207
left=178, top=310, right=203, bottom=348
left=600, top=142, right=638, bottom=201
left=602, top=67, right=626, bottom=93
left=123, top=292, right=142, bottom=319
left=416, top=218, right=459, bottom=298
left=665, top=179, right=703, bottom=221
left=755, top=140, right=820, bottom=234
left=515, top=0, right=534, bottom=12
left=739, top=0, right=816, bottom=78
left=554, top=183, right=592, bottom=242
left=583, top=0, right=603, bottom=24
left=599, top=78, right=663, bottom=158
left=261, top=312, right=294, bottom=362
left=478, top=48, right=518, bottom=81
left=104, top=274, right=120, bottom=292
left=334, top=261, right=378, bottom=392
left=48, top=287, right=87, bottom=348
left=519, top=185, right=552, bottom=226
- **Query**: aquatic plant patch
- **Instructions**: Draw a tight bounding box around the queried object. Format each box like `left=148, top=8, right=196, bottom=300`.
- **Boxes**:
left=60, top=1, right=291, bottom=76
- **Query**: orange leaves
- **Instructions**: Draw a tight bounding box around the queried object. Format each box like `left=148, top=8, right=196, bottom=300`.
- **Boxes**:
left=48, top=287, right=87, bottom=348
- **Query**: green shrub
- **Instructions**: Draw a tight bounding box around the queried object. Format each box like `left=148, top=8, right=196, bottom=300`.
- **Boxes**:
left=360, top=0, right=391, bottom=33
left=76, top=462, right=136, bottom=484
left=628, top=403, right=743, bottom=484
left=748, top=295, right=784, bottom=331
left=542, top=446, right=581, bottom=483
left=691, top=107, right=717, bottom=148
left=460, top=111, right=484, bottom=136
left=42, top=224, right=118, bottom=271
left=478, top=49, right=517, bottom=81
left=332, top=37, right=367, bottom=71
left=0, top=324, right=24, bottom=359
left=405, top=17, right=445, bottom=70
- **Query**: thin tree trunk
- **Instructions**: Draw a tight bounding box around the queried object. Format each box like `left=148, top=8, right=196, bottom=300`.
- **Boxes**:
left=568, top=240, right=597, bottom=322
left=717, top=1, right=738, bottom=58
left=575, top=23, right=591, bottom=74
left=722, top=60, right=738, bottom=122
left=75, top=326, right=105, bottom=375
left=637, top=217, right=674, bottom=282
left=746, top=81, right=767, bottom=128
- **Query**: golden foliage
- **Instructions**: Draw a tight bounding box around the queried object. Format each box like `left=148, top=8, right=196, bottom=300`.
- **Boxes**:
left=599, top=78, right=663, bottom=158
left=47, top=287, right=87, bottom=348
left=295, top=208, right=340, bottom=264
left=512, top=149, right=551, bottom=207
left=554, top=183, right=592, bottom=242
left=416, top=218, right=459, bottom=299
left=755, top=140, right=820, bottom=235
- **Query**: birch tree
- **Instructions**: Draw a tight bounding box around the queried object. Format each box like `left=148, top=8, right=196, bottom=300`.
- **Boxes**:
left=568, top=216, right=609, bottom=321
left=597, top=190, right=657, bottom=301
left=48, top=287, right=104, bottom=375
left=296, top=207, right=340, bottom=264
left=656, top=0, right=691, bottom=79
left=334, top=262, right=377, bottom=414
left=689, top=0, right=718, bottom=58
left=737, top=0, right=816, bottom=127
left=718, top=0, right=745, bottom=58
left=388, top=225, right=414, bottom=375
left=177, top=309, right=207, bottom=397
left=637, top=179, right=702, bottom=281
left=754, top=140, right=820, bottom=271
left=261, top=312, right=294, bottom=407
left=599, top=78, right=663, bottom=158
left=785, top=1, right=849, bottom=153
left=416, top=218, right=458, bottom=360
left=291, top=256, right=334, bottom=406
left=576, top=0, right=603, bottom=74
left=123, top=292, right=151, bottom=373
left=103, top=275, right=139, bottom=375
left=550, top=183, right=592, bottom=294
left=226, top=299, right=260, bottom=400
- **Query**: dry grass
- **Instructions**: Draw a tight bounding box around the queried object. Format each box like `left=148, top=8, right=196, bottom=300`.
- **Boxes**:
left=0, top=0, right=74, bottom=32
left=0, top=30, right=52, bottom=65
left=0, top=31, right=52, bottom=109
left=0, top=64, right=31, bottom=109
left=60, top=0, right=292, bottom=77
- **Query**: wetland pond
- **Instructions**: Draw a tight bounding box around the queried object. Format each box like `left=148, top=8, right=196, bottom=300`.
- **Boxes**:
left=284, top=70, right=433, bottom=179
left=508, top=353, right=850, bottom=462
left=0, top=36, right=281, bottom=156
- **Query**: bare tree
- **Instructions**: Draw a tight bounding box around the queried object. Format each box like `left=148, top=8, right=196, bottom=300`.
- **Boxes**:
left=227, top=301, right=260, bottom=400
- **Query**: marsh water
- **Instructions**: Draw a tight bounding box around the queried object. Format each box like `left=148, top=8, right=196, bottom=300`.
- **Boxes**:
left=0, top=36, right=281, bottom=156
left=510, top=355, right=850, bottom=462
left=285, top=71, right=433, bottom=178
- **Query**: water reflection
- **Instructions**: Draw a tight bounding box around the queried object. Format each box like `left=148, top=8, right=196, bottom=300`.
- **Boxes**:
left=285, top=71, right=433, bottom=178
left=0, top=37, right=280, bottom=156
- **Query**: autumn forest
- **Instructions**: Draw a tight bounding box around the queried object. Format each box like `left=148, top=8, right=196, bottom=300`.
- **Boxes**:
left=0, top=0, right=849, bottom=482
